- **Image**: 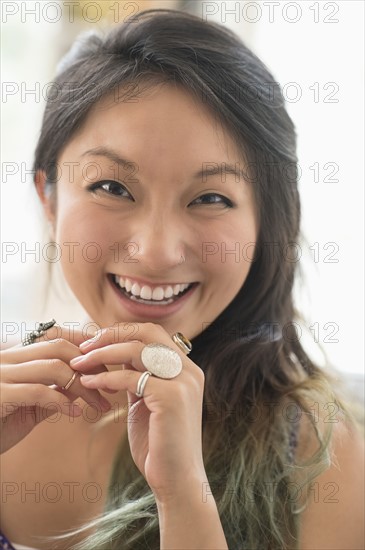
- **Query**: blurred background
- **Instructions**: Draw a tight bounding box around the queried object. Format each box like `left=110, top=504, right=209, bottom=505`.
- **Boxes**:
left=1, top=1, right=364, bottom=397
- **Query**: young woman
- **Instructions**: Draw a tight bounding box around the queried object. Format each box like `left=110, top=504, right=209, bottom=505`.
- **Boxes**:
left=1, top=9, right=363, bottom=550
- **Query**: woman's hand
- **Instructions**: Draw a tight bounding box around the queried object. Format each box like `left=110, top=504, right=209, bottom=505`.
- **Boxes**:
left=70, top=322, right=206, bottom=502
left=0, top=326, right=111, bottom=454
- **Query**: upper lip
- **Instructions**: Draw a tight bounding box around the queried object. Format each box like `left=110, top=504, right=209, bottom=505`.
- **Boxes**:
left=111, top=273, right=197, bottom=290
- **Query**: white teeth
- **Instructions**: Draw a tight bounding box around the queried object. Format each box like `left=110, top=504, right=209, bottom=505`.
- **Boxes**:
left=140, top=285, right=152, bottom=300
left=164, top=286, right=173, bottom=298
left=115, top=276, right=192, bottom=301
left=131, top=283, right=141, bottom=297
left=152, top=287, right=165, bottom=301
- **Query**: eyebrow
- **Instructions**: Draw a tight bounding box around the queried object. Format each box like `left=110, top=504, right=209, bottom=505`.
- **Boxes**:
left=81, top=146, right=247, bottom=183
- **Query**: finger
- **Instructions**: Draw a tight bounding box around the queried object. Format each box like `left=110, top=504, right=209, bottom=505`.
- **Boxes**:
left=4, top=338, right=85, bottom=365
left=70, top=342, right=146, bottom=374
left=1, top=383, right=83, bottom=418
left=15, top=324, right=97, bottom=349
left=79, top=323, right=190, bottom=369
left=78, top=322, right=174, bottom=352
left=34, top=326, right=92, bottom=346
left=52, top=374, right=111, bottom=411
left=80, top=369, right=157, bottom=399
left=121, top=364, right=147, bottom=407
left=2, top=360, right=111, bottom=412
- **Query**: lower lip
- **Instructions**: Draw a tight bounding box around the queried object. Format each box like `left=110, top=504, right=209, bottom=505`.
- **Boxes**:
left=108, top=275, right=199, bottom=319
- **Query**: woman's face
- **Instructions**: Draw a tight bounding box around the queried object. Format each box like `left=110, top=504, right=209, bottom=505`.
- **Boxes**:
left=43, top=83, right=258, bottom=340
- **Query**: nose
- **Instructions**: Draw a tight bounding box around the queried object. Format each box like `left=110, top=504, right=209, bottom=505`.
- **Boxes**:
left=127, top=211, right=187, bottom=272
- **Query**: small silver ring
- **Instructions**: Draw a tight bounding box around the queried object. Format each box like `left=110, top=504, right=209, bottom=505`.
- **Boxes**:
left=136, top=371, right=152, bottom=398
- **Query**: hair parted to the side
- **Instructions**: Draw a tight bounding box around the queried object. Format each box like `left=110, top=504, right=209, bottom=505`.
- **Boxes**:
left=33, top=9, right=356, bottom=550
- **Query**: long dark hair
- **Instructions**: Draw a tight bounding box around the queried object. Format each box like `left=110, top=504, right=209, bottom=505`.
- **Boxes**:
left=34, top=9, right=349, bottom=549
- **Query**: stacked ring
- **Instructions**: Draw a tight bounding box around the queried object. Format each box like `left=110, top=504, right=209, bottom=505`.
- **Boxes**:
left=172, top=332, right=192, bottom=355
left=21, top=319, right=79, bottom=391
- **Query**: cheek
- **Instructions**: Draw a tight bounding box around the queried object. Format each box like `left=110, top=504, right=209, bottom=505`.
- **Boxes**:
left=55, top=203, right=115, bottom=275
left=199, top=216, right=257, bottom=278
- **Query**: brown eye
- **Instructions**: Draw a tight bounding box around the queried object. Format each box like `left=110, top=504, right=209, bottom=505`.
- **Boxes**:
left=191, top=193, right=233, bottom=207
left=87, top=180, right=133, bottom=199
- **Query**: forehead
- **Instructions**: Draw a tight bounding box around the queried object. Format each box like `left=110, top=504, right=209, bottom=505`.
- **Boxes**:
left=64, top=82, right=243, bottom=164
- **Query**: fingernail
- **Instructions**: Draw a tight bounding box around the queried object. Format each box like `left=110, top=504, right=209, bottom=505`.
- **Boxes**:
left=79, top=340, right=94, bottom=350
left=70, top=356, right=85, bottom=366
left=80, top=375, right=94, bottom=382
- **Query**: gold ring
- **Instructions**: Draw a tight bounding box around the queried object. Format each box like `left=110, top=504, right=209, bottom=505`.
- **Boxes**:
left=172, top=332, right=192, bottom=355
left=62, top=371, right=79, bottom=390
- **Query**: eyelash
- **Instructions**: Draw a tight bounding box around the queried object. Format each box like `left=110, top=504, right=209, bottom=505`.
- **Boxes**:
left=87, top=180, right=234, bottom=207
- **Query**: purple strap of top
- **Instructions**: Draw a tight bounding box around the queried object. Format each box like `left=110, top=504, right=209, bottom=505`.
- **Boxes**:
left=288, top=421, right=299, bottom=463
left=0, top=531, right=17, bottom=550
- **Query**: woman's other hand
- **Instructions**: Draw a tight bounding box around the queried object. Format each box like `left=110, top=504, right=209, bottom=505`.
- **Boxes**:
left=0, top=326, right=111, bottom=454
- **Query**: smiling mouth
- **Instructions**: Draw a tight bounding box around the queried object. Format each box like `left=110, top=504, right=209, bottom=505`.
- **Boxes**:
left=109, top=274, right=198, bottom=306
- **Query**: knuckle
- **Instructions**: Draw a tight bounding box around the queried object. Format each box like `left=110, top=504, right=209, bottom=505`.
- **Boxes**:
left=45, top=358, right=65, bottom=370
left=49, top=337, right=66, bottom=346
left=196, top=367, right=205, bottom=383
left=188, top=367, right=205, bottom=389
left=125, top=322, right=140, bottom=337
left=144, top=322, right=157, bottom=332
left=144, top=322, right=164, bottom=337
left=119, top=323, right=140, bottom=343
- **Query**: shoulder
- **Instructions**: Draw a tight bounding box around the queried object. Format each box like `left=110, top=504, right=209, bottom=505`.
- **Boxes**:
left=298, top=415, right=364, bottom=549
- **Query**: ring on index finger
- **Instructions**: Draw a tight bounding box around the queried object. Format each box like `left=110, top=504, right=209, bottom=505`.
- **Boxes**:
left=22, top=319, right=57, bottom=346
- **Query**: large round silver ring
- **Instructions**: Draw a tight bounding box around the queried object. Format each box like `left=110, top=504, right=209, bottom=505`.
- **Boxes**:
left=140, top=343, right=183, bottom=379
left=136, top=371, right=152, bottom=398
